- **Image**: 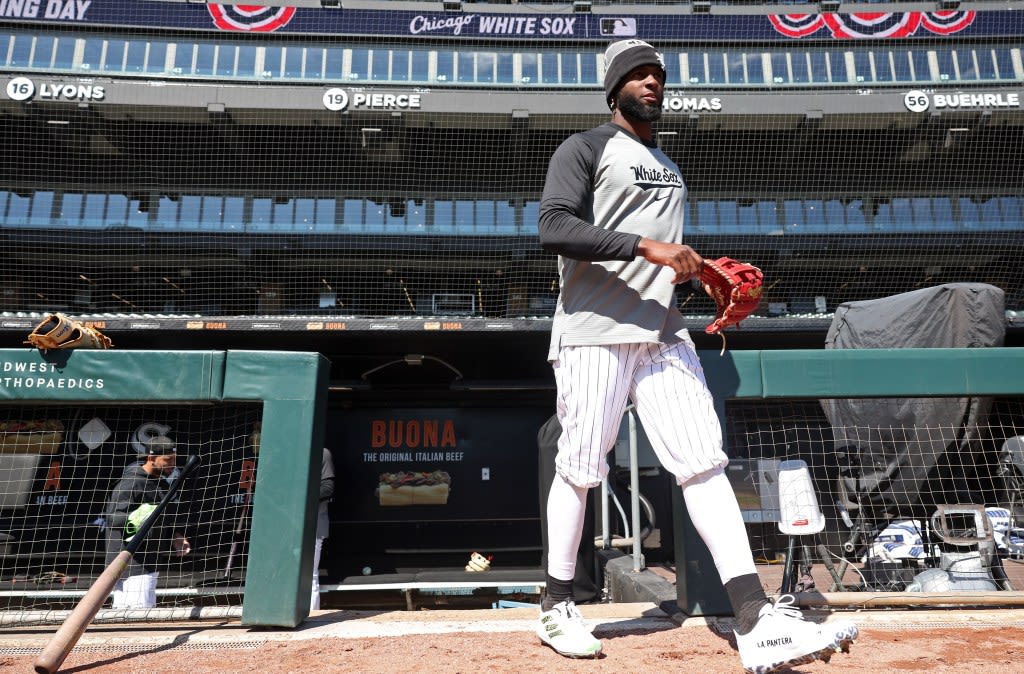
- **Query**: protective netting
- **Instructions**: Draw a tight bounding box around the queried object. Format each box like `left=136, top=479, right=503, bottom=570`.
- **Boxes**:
left=720, top=397, right=1024, bottom=594
left=0, top=2, right=1021, bottom=325
left=2, top=394, right=1023, bottom=619
left=0, top=403, right=261, bottom=615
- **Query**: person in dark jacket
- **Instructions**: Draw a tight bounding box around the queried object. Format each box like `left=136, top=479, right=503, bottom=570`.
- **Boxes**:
left=103, top=434, right=191, bottom=609
left=311, top=447, right=335, bottom=611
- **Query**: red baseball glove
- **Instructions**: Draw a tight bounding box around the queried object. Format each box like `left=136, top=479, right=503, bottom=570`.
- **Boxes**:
left=700, top=257, right=764, bottom=336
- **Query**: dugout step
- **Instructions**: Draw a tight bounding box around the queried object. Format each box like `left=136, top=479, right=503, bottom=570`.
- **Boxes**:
left=329, top=567, right=545, bottom=591
left=322, top=568, right=545, bottom=610
left=598, top=548, right=680, bottom=615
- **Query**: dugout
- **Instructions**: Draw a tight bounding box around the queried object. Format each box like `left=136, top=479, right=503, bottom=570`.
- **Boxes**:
left=2, top=344, right=1024, bottom=625
left=0, top=347, right=328, bottom=627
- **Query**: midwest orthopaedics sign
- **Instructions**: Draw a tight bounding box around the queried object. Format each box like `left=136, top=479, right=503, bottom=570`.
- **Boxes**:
left=323, top=88, right=422, bottom=112
left=1, top=361, right=105, bottom=391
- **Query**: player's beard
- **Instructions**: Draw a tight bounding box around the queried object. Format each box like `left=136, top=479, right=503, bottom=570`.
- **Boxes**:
left=616, top=89, right=663, bottom=122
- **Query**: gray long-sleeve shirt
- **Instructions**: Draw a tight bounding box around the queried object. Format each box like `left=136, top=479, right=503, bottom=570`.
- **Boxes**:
left=539, top=122, right=690, bottom=361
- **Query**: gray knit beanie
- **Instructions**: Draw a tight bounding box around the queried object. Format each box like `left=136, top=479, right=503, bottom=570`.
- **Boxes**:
left=603, top=39, right=666, bottom=110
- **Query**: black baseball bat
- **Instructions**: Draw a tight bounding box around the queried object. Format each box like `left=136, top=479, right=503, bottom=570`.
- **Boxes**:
left=34, top=454, right=202, bottom=674
left=222, top=492, right=252, bottom=578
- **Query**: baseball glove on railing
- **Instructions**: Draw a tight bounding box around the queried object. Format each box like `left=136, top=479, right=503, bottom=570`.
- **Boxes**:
left=24, top=313, right=113, bottom=351
left=700, top=257, right=763, bottom=353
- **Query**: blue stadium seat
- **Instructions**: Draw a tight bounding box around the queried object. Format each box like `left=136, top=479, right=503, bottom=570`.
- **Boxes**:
left=432, top=200, right=456, bottom=235
left=802, top=200, right=827, bottom=233
left=845, top=200, right=868, bottom=232
left=340, top=199, right=365, bottom=234
left=696, top=200, right=718, bottom=234
left=471, top=200, right=496, bottom=235
left=454, top=200, right=475, bottom=235
left=997, top=197, right=1022, bottom=230
left=928, top=197, right=956, bottom=232
left=980, top=197, right=1003, bottom=229
left=891, top=198, right=913, bottom=232
left=784, top=199, right=808, bottom=233
left=495, top=201, right=517, bottom=235
left=82, top=194, right=108, bottom=228
left=364, top=202, right=388, bottom=234
left=521, top=201, right=540, bottom=236
left=737, top=201, right=760, bottom=233
left=4, top=192, right=30, bottom=226
left=28, top=191, right=55, bottom=227
left=824, top=199, right=846, bottom=232
left=872, top=201, right=894, bottom=230
left=718, top=200, right=739, bottom=233
left=756, top=200, right=778, bottom=233
left=957, top=197, right=980, bottom=230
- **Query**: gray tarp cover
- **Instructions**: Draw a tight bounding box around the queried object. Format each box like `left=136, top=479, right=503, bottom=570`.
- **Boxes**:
left=821, top=283, right=1005, bottom=515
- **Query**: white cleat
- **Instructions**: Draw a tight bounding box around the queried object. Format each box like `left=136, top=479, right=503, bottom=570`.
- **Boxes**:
left=735, top=594, right=858, bottom=673
left=536, top=600, right=603, bottom=659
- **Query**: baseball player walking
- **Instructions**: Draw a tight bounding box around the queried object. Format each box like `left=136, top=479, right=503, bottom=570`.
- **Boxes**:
left=535, top=39, right=858, bottom=673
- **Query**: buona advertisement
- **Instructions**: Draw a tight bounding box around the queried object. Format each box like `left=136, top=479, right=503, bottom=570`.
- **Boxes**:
left=332, top=407, right=549, bottom=524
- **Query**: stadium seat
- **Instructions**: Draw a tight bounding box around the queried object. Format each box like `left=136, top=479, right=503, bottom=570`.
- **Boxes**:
left=495, top=201, right=517, bottom=235
left=845, top=200, right=868, bottom=232
left=998, top=197, right=1022, bottom=230
left=784, top=199, right=808, bottom=233
left=823, top=199, right=846, bottom=232
left=800, top=199, right=826, bottom=233
left=980, top=197, right=1003, bottom=229
left=891, top=198, right=913, bottom=232
left=757, top=200, right=778, bottom=233
left=737, top=201, right=760, bottom=233
left=692, top=200, right=714, bottom=233
left=928, top=197, right=956, bottom=232
left=872, top=201, right=894, bottom=230
left=958, top=197, right=981, bottom=230
left=718, top=200, right=739, bottom=234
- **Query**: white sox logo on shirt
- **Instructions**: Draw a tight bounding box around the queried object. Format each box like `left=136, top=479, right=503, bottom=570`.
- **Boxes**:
left=630, top=164, right=681, bottom=190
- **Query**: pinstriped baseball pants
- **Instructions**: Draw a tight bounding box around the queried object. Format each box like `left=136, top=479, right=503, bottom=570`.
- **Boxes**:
left=552, top=339, right=728, bottom=488
left=545, top=339, right=757, bottom=584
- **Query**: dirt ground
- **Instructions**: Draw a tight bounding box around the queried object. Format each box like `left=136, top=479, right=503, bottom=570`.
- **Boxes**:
left=5, top=560, right=1024, bottom=673
left=5, top=618, right=1023, bottom=673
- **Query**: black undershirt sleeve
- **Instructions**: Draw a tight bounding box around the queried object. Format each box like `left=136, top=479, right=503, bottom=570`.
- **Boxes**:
left=538, top=132, right=641, bottom=262
left=538, top=208, right=640, bottom=262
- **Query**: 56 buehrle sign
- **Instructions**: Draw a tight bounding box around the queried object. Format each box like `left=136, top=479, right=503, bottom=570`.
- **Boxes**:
left=904, top=88, right=1020, bottom=112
